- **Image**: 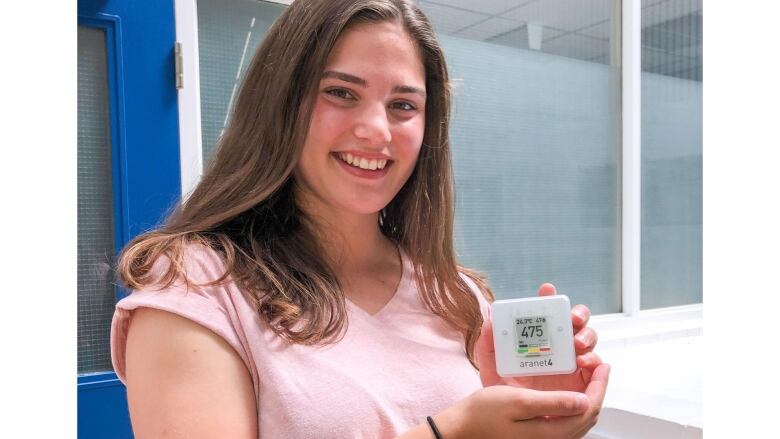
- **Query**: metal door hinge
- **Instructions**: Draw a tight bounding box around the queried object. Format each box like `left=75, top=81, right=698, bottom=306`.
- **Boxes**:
left=175, top=42, right=184, bottom=90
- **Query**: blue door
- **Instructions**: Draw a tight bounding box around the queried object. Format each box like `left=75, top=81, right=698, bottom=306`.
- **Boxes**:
left=77, top=0, right=180, bottom=437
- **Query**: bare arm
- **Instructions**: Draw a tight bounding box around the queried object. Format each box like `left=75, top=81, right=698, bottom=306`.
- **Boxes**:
left=124, top=308, right=257, bottom=439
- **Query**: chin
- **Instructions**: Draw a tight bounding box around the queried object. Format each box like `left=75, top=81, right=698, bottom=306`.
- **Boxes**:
left=339, top=198, right=392, bottom=216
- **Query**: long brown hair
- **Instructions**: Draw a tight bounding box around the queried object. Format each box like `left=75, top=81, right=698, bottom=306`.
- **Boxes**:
left=117, top=0, right=494, bottom=367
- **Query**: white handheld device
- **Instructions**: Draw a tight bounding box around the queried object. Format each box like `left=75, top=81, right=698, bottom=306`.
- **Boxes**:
left=491, top=295, right=576, bottom=377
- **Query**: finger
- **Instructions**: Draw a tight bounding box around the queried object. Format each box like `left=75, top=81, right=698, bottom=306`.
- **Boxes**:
left=571, top=305, right=591, bottom=332
left=540, top=364, right=611, bottom=436
left=574, top=364, right=611, bottom=436
left=512, top=389, right=589, bottom=419
left=583, top=363, right=611, bottom=409
left=576, top=352, right=603, bottom=370
left=537, top=282, right=557, bottom=297
left=579, top=365, right=594, bottom=387
left=475, top=319, right=500, bottom=387
left=571, top=413, right=601, bottom=439
left=574, top=327, right=598, bottom=354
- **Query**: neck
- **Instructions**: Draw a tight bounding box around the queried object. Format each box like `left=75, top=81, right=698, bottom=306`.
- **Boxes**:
left=296, top=189, right=396, bottom=274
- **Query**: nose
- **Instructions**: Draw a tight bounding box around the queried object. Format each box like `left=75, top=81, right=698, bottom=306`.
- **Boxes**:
left=353, top=103, right=392, bottom=147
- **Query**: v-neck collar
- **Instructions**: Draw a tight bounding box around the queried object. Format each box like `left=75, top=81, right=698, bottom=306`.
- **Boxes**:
left=345, top=246, right=411, bottom=320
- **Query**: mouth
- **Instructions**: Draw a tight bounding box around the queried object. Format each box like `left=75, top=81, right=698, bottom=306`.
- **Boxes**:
left=334, top=152, right=391, bottom=170
left=331, top=152, right=393, bottom=179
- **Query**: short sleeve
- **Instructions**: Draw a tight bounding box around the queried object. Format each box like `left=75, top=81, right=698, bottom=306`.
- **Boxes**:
left=110, top=245, right=248, bottom=384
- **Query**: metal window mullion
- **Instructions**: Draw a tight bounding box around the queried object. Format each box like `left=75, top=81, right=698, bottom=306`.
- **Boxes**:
left=622, top=0, right=641, bottom=316
left=175, top=0, right=205, bottom=199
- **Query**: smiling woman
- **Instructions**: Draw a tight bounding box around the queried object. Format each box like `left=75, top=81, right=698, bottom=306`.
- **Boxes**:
left=109, top=1, right=608, bottom=438
left=296, top=21, right=425, bottom=219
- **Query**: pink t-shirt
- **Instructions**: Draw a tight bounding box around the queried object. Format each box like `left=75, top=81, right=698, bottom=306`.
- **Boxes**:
left=111, top=245, right=491, bottom=439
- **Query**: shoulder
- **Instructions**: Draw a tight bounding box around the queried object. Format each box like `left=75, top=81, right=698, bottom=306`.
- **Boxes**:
left=121, top=242, right=238, bottom=323
left=124, top=307, right=257, bottom=438
left=145, top=242, right=230, bottom=287
left=126, top=307, right=245, bottom=379
left=111, top=242, right=250, bottom=384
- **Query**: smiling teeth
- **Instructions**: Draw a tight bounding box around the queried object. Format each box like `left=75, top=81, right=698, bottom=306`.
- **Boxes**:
left=339, top=153, right=388, bottom=170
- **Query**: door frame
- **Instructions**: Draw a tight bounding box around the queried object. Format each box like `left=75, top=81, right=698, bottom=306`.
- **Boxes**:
left=78, top=0, right=182, bottom=436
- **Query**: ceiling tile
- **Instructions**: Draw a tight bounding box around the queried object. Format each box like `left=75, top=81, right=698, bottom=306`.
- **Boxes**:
left=542, top=33, right=610, bottom=62
left=501, top=0, right=613, bottom=33
left=419, top=0, right=517, bottom=16
left=641, top=0, right=702, bottom=28
left=417, top=0, right=490, bottom=34
left=486, top=25, right=565, bottom=51
left=577, top=20, right=612, bottom=40
left=453, top=16, right=524, bottom=40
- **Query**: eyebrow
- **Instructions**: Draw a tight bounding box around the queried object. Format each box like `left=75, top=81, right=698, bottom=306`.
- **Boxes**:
left=321, top=70, right=426, bottom=98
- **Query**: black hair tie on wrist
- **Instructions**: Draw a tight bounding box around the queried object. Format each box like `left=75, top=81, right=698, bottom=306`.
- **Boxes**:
left=426, top=416, right=443, bottom=439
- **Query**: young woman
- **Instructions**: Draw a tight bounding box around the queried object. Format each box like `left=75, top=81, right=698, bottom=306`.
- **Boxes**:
left=110, top=0, right=609, bottom=438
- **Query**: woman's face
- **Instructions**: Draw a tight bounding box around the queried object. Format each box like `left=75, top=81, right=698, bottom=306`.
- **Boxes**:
left=295, top=20, right=427, bottom=218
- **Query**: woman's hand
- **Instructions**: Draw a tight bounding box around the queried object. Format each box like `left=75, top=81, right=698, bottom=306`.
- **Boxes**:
left=428, top=365, right=610, bottom=439
left=477, top=283, right=603, bottom=393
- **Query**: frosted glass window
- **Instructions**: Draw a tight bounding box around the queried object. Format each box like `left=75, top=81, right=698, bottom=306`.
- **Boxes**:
left=640, top=0, right=702, bottom=309
left=195, top=0, right=622, bottom=314
left=420, top=0, right=623, bottom=314
left=78, top=26, right=117, bottom=373
left=197, top=0, right=285, bottom=163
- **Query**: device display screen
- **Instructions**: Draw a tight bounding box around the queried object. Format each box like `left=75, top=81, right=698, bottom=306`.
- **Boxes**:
left=514, top=316, right=551, bottom=356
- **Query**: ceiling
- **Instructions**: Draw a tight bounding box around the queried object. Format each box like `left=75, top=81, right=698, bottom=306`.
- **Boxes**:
left=417, top=0, right=702, bottom=81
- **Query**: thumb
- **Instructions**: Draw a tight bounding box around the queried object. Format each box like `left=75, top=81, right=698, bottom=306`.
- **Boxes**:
left=512, top=389, right=590, bottom=420
left=538, top=282, right=557, bottom=297
left=476, top=319, right=500, bottom=387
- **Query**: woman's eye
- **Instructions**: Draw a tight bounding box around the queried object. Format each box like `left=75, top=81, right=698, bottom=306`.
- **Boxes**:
left=391, top=101, right=416, bottom=112
left=325, top=88, right=355, bottom=100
